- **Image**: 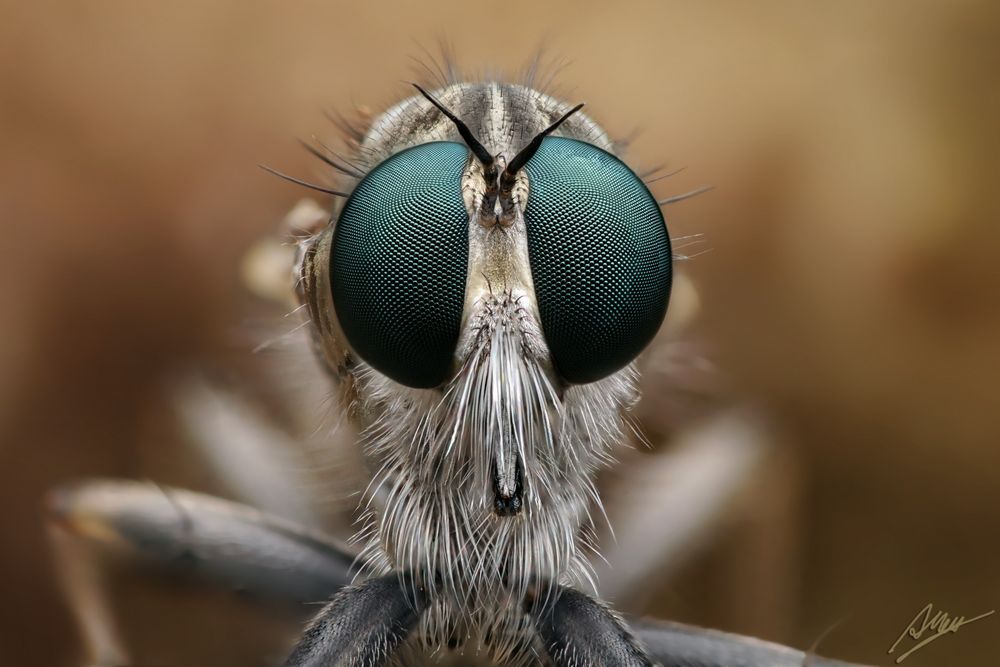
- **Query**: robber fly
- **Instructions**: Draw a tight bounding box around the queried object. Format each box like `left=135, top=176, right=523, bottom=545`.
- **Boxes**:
left=273, top=64, right=681, bottom=665
left=48, top=59, right=867, bottom=667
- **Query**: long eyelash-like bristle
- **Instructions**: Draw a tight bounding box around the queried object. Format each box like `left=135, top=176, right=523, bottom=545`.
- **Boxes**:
left=298, top=139, right=365, bottom=179
left=658, top=185, right=714, bottom=206
left=258, top=164, right=350, bottom=198
left=409, top=54, right=448, bottom=90
left=324, top=108, right=367, bottom=148
left=644, top=165, right=687, bottom=184
left=520, top=47, right=571, bottom=98
left=315, top=137, right=369, bottom=175
left=410, top=38, right=462, bottom=90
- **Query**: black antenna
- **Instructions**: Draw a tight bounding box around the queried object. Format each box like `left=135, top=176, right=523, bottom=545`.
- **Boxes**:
left=258, top=164, right=350, bottom=198
left=502, top=103, right=584, bottom=184
left=411, top=83, right=494, bottom=166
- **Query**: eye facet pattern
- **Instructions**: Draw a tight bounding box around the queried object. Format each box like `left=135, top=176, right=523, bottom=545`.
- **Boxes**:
left=523, top=137, right=671, bottom=384
left=331, top=141, right=469, bottom=388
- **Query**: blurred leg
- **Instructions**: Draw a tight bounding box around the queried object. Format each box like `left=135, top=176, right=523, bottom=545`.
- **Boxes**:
left=47, top=479, right=360, bottom=603
left=48, top=521, right=130, bottom=667
left=631, top=618, right=872, bottom=667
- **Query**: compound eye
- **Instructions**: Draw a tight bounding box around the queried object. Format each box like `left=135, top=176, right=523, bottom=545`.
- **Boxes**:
left=331, top=142, right=470, bottom=388
left=523, top=137, right=671, bottom=384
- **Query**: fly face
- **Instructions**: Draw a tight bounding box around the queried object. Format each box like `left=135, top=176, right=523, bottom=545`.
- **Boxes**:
left=322, top=84, right=670, bottom=390
left=296, top=80, right=671, bottom=658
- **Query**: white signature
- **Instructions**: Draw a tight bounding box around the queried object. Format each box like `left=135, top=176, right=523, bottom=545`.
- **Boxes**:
left=887, top=602, right=994, bottom=663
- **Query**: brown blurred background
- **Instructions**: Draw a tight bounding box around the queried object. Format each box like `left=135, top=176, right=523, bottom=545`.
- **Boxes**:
left=2, top=1, right=999, bottom=666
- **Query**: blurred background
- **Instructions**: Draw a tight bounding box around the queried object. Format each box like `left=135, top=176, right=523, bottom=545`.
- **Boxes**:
left=2, top=1, right=999, bottom=665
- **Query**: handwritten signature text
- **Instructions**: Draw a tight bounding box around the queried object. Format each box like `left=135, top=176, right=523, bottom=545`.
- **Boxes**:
left=887, top=602, right=994, bottom=663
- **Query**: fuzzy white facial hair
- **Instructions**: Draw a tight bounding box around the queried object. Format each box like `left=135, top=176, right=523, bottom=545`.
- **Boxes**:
left=354, top=294, right=638, bottom=664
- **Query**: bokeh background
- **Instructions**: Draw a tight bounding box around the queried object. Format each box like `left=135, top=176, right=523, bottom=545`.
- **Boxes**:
left=2, top=1, right=999, bottom=665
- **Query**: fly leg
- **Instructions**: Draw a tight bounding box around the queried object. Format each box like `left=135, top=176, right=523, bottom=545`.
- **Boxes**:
left=48, top=510, right=129, bottom=667
left=531, top=585, right=655, bottom=667
left=47, top=479, right=361, bottom=602
left=529, top=585, right=872, bottom=667
left=47, top=479, right=368, bottom=665
left=630, top=618, right=872, bottom=667
left=282, top=573, right=426, bottom=667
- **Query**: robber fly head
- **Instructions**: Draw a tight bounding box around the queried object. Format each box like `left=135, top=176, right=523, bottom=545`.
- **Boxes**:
left=296, top=80, right=670, bottom=651
left=324, top=86, right=670, bottom=392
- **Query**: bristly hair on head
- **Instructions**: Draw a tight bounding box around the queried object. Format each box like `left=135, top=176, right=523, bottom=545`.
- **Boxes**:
left=411, top=83, right=495, bottom=168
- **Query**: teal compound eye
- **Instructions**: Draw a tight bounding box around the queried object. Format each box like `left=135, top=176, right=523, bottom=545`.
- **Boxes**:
left=523, top=137, right=671, bottom=385
left=330, top=141, right=470, bottom=389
